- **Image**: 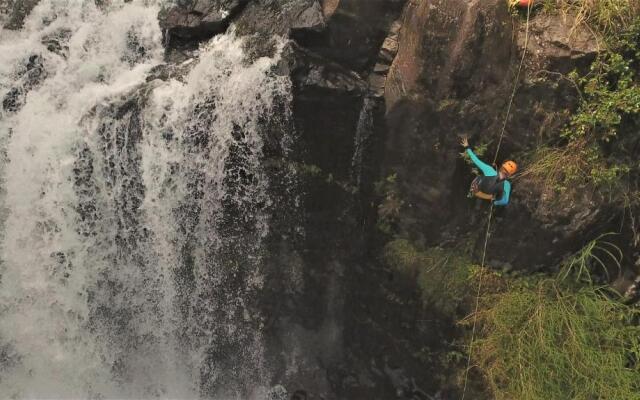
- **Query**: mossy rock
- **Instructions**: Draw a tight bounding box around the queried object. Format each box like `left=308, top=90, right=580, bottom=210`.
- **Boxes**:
left=384, top=239, right=474, bottom=315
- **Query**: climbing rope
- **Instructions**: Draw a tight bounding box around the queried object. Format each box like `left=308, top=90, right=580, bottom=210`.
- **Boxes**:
left=460, top=3, right=532, bottom=400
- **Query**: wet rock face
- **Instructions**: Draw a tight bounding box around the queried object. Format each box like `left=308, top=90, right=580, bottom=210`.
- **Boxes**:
left=159, top=0, right=423, bottom=397
left=384, top=0, right=514, bottom=241
left=295, top=0, right=406, bottom=73
left=1, top=0, right=40, bottom=30
left=2, top=54, right=47, bottom=113
left=235, top=0, right=325, bottom=37
left=160, top=0, right=405, bottom=72
left=159, top=0, right=249, bottom=47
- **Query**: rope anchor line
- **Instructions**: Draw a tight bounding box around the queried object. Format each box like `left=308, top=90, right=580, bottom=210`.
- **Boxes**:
left=460, top=3, right=532, bottom=399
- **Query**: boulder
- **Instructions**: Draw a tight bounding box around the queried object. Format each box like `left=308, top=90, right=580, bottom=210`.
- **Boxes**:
left=234, top=0, right=325, bottom=37
left=294, top=0, right=406, bottom=73
left=158, top=0, right=249, bottom=47
left=519, top=11, right=599, bottom=74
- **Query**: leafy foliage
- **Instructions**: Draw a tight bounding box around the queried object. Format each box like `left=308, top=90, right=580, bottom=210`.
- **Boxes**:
left=384, top=238, right=422, bottom=275
left=465, top=234, right=638, bottom=400
left=523, top=17, right=640, bottom=197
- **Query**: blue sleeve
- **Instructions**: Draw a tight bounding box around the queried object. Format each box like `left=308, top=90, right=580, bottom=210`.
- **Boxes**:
left=494, top=180, right=511, bottom=206
left=466, top=148, right=497, bottom=177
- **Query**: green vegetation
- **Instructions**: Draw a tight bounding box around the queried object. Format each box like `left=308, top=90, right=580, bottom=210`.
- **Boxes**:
left=522, top=13, right=640, bottom=201
left=470, top=278, right=640, bottom=400
left=293, top=161, right=358, bottom=194
left=465, top=236, right=640, bottom=400
left=383, top=238, right=422, bottom=275
left=383, top=236, right=640, bottom=400
left=541, top=0, right=640, bottom=35
left=375, top=173, right=403, bottom=234
left=558, top=232, right=622, bottom=284
left=384, top=239, right=474, bottom=314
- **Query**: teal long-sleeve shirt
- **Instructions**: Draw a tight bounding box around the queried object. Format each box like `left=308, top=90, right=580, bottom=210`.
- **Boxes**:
left=466, top=148, right=511, bottom=206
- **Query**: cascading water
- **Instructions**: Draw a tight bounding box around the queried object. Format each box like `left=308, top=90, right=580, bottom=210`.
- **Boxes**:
left=350, top=96, right=375, bottom=190
left=0, top=1, right=293, bottom=398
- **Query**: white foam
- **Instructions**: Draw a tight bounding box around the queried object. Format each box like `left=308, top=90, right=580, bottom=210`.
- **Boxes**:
left=0, top=0, right=292, bottom=398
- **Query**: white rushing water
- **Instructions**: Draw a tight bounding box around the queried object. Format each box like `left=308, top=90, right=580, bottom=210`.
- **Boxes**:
left=0, top=1, right=292, bottom=398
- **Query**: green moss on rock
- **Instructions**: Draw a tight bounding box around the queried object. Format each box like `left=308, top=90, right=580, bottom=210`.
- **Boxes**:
left=384, top=239, right=474, bottom=314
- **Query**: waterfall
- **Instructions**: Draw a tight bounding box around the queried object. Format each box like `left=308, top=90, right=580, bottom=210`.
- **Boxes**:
left=351, top=96, right=376, bottom=190
left=0, top=1, right=293, bottom=398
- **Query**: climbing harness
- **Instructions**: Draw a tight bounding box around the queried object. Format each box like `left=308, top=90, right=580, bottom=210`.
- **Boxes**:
left=470, top=176, right=504, bottom=201
left=469, top=161, right=516, bottom=200
left=460, top=3, right=532, bottom=400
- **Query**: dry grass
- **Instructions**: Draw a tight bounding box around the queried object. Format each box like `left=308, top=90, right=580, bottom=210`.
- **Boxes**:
left=546, top=0, right=640, bottom=36
left=515, top=139, right=594, bottom=200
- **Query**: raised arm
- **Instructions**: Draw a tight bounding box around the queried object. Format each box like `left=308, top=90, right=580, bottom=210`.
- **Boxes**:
left=466, top=148, right=497, bottom=177
left=493, top=180, right=511, bottom=206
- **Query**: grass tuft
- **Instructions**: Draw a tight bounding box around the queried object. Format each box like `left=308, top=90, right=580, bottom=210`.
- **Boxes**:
left=559, top=232, right=623, bottom=284
left=542, top=0, right=640, bottom=36
left=468, top=278, right=640, bottom=400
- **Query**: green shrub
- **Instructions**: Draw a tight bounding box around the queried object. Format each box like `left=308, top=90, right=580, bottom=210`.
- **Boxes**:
left=471, top=279, right=640, bottom=400
left=522, top=18, right=640, bottom=198
left=375, top=174, right=404, bottom=234
left=384, top=240, right=473, bottom=314
left=559, top=232, right=622, bottom=284
left=417, top=247, right=473, bottom=315
left=384, top=238, right=422, bottom=275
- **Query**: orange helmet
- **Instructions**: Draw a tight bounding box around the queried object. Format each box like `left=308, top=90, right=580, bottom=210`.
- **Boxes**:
left=509, top=0, right=533, bottom=8
left=501, top=161, right=517, bottom=176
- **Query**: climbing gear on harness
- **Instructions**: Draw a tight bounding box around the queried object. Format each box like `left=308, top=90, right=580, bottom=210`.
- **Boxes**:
left=501, top=160, right=517, bottom=176
left=470, top=176, right=505, bottom=201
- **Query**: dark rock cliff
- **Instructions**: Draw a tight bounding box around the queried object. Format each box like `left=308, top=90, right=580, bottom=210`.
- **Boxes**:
left=384, top=0, right=613, bottom=273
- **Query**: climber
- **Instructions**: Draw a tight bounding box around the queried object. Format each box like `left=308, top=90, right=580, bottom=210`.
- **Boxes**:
left=460, top=136, right=516, bottom=206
